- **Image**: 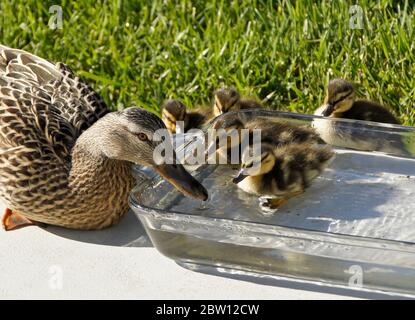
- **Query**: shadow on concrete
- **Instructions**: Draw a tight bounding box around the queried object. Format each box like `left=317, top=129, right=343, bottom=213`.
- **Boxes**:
left=45, top=210, right=152, bottom=247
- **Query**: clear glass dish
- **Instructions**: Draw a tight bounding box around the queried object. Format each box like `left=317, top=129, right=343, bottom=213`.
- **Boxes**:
left=129, top=110, right=415, bottom=298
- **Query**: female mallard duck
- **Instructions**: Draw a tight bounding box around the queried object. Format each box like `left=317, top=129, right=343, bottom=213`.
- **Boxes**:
left=0, top=45, right=207, bottom=231
left=233, top=141, right=334, bottom=211
left=213, top=87, right=262, bottom=117
left=313, top=79, right=408, bottom=155
left=161, top=99, right=212, bottom=134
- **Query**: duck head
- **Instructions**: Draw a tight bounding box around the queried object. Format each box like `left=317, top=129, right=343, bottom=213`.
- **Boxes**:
left=88, top=107, right=208, bottom=200
left=213, top=87, right=241, bottom=117
left=321, top=79, right=356, bottom=117
left=206, top=116, right=245, bottom=161
left=233, top=143, right=275, bottom=183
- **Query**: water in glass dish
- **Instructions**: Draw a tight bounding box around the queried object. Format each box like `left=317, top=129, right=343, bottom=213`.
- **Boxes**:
left=151, top=148, right=415, bottom=243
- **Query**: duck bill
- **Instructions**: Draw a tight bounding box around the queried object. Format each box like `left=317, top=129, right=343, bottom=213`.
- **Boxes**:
left=155, top=163, right=208, bottom=201
left=321, top=103, right=334, bottom=117
left=233, top=169, right=249, bottom=184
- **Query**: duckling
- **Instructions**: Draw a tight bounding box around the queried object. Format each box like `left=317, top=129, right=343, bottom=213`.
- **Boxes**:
left=313, top=79, right=408, bottom=155
left=233, top=142, right=334, bottom=211
left=213, top=87, right=262, bottom=117
left=206, top=113, right=270, bottom=165
left=161, top=100, right=188, bottom=134
left=244, top=118, right=325, bottom=146
left=161, top=99, right=213, bottom=134
left=206, top=115, right=324, bottom=165
left=207, top=113, right=247, bottom=165
left=314, top=78, right=399, bottom=124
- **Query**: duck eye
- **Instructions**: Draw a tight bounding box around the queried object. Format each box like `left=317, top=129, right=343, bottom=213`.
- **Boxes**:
left=136, top=132, right=148, bottom=141
left=246, top=162, right=253, bottom=168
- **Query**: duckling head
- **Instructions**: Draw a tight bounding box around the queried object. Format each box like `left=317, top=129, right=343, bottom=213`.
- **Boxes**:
left=233, top=144, right=275, bottom=183
left=213, top=87, right=241, bottom=117
left=206, top=116, right=245, bottom=157
left=321, top=79, right=356, bottom=117
left=161, top=99, right=188, bottom=133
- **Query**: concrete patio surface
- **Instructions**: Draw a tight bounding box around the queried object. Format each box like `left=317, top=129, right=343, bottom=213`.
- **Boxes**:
left=0, top=201, right=366, bottom=299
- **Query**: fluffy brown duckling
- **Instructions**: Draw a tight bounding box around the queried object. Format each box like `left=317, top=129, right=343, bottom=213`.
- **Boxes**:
left=161, top=99, right=212, bottom=134
left=233, top=142, right=335, bottom=211
left=313, top=79, right=409, bottom=155
left=207, top=115, right=324, bottom=165
left=314, top=78, right=399, bottom=124
left=213, top=87, right=262, bottom=117
left=206, top=114, right=246, bottom=165
left=244, top=118, right=325, bottom=146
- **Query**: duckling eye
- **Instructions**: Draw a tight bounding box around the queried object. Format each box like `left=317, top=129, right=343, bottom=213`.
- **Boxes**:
left=136, top=132, right=148, bottom=141
left=334, top=91, right=353, bottom=105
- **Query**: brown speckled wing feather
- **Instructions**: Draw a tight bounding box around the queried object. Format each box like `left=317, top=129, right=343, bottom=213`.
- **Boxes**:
left=0, top=45, right=109, bottom=162
left=0, top=45, right=110, bottom=219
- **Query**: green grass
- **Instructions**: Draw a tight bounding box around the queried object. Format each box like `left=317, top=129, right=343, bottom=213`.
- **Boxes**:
left=1, top=0, right=415, bottom=124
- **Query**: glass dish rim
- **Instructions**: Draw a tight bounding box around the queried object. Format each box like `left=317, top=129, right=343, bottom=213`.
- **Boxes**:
left=208, top=109, right=415, bottom=132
